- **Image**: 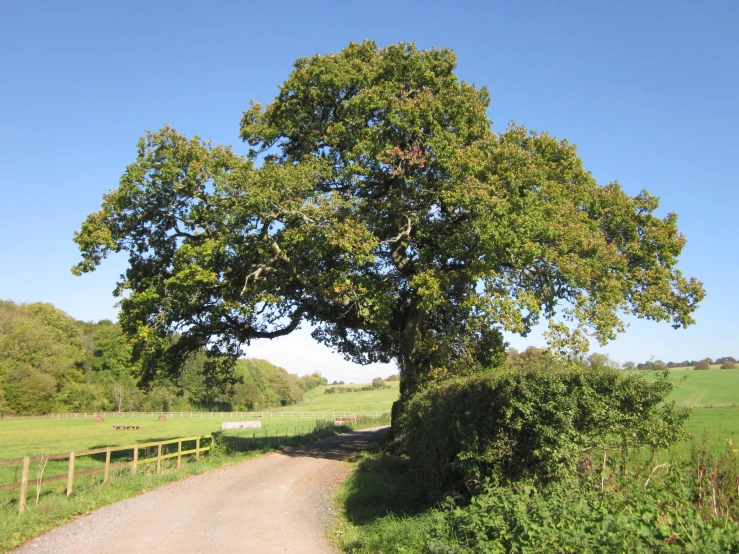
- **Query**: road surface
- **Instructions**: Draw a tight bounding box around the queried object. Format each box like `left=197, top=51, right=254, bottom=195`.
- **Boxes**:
left=14, top=426, right=389, bottom=554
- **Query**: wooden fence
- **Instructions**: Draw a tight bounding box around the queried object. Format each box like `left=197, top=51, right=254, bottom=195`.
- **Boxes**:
left=2, top=411, right=389, bottom=420
left=0, top=434, right=213, bottom=513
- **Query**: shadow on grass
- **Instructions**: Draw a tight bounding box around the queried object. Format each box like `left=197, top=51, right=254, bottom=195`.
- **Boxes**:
left=339, top=436, right=435, bottom=526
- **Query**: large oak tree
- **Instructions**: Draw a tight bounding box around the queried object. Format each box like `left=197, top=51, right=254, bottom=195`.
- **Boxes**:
left=74, top=41, right=704, bottom=415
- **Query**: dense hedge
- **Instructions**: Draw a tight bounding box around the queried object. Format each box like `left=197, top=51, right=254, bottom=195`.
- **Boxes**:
left=443, top=465, right=739, bottom=553
left=405, top=368, right=686, bottom=495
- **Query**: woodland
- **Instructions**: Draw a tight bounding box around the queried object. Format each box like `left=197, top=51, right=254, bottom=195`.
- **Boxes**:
left=0, top=300, right=325, bottom=415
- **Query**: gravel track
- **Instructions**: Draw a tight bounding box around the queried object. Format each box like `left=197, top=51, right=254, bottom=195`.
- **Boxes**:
left=13, top=426, right=389, bottom=554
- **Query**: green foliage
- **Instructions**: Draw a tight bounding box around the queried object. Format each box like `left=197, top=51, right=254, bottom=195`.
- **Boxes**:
left=90, top=320, right=132, bottom=376
left=386, top=374, right=400, bottom=382
left=405, top=367, right=687, bottom=495
left=73, top=41, right=703, bottom=413
left=0, top=301, right=325, bottom=414
left=0, top=301, right=99, bottom=414
left=721, top=362, right=737, bottom=369
left=444, top=465, right=739, bottom=552
left=335, top=432, right=739, bottom=554
left=324, top=382, right=390, bottom=395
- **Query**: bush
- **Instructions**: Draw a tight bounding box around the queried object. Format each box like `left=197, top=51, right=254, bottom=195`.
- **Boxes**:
left=694, top=359, right=711, bottom=370
left=721, top=362, right=737, bottom=369
left=445, top=468, right=739, bottom=552
left=337, top=432, right=739, bottom=553
left=371, top=377, right=385, bottom=388
left=404, top=368, right=686, bottom=496
left=386, top=374, right=400, bottom=382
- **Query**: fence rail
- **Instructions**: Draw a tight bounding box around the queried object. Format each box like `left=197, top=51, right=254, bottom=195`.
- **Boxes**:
left=0, top=434, right=213, bottom=513
left=1, top=411, right=390, bottom=420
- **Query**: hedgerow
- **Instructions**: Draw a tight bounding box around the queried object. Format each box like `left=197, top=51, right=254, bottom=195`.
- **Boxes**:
left=404, top=367, right=687, bottom=495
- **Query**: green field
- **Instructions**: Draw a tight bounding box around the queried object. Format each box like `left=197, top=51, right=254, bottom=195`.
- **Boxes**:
left=626, top=367, right=739, bottom=450
left=0, top=382, right=398, bottom=460
left=654, top=368, right=738, bottom=407
left=279, top=382, right=400, bottom=413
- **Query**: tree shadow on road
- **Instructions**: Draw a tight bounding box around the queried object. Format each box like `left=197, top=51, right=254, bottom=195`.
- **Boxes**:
left=282, top=426, right=391, bottom=462
left=219, top=426, right=391, bottom=462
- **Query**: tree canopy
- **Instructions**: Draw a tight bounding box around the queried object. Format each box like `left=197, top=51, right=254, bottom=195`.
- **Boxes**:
left=73, top=40, right=704, bottom=403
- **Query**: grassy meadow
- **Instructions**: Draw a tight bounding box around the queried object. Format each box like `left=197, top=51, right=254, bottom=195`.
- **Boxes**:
left=2, top=370, right=738, bottom=463
left=627, top=366, right=739, bottom=407
left=279, top=381, right=400, bottom=413
left=630, top=367, right=739, bottom=450
left=0, top=382, right=394, bottom=552
left=0, top=381, right=399, bottom=461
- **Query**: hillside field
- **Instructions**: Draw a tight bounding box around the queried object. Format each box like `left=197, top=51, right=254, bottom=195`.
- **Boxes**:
left=279, top=382, right=400, bottom=413
left=626, top=367, right=739, bottom=408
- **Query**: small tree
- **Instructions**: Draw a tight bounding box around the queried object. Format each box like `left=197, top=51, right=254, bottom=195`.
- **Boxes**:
left=721, top=361, right=737, bottom=369
left=371, top=377, right=385, bottom=389
left=622, top=361, right=636, bottom=371
left=694, top=359, right=711, bottom=370
left=113, top=382, right=124, bottom=412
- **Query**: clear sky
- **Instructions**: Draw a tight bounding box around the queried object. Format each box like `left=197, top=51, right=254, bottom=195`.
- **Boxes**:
left=1, top=0, right=737, bottom=381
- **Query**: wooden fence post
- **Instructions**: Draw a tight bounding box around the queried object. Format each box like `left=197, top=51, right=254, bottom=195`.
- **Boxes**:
left=18, top=457, right=29, bottom=514
left=156, top=443, right=162, bottom=474
left=132, top=444, right=138, bottom=474
left=104, top=447, right=111, bottom=484
left=177, top=440, right=182, bottom=469
left=66, top=453, right=75, bottom=497
left=196, top=437, right=201, bottom=459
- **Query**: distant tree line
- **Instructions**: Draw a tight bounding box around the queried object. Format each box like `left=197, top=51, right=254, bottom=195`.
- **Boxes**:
left=507, top=347, right=738, bottom=372
left=323, top=376, right=391, bottom=394
left=627, top=356, right=737, bottom=370
left=0, top=301, right=326, bottom=415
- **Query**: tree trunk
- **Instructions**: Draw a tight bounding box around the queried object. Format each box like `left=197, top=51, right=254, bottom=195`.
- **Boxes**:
left=390, top=305, right=428, bottom=437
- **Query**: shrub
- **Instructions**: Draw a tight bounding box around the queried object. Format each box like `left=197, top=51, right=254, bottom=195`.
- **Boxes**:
left=386, top=374, right=400, bottom=382
left=404, top=368, right=686, bottom=496
left=721, top=362, right=737, bottom=369
left=445, top=468, right=739, bottom=552
left=694, top=359, right=711, bottom=370
left=371, top=377, right=386, bottom=388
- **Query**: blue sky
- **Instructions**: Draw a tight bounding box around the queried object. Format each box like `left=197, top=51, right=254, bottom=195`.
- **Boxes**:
left=1, top=1, right=737, bottom=380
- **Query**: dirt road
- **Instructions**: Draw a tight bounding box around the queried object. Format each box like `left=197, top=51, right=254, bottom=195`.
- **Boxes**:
left=13, top=426, right=389, bottom=554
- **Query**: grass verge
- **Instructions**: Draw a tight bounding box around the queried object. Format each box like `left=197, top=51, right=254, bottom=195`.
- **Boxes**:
left=332, top=435, right=454, bottom=553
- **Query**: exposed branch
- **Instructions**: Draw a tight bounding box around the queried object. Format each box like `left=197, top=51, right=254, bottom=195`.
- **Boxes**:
left=383, top=214, right=413, bottom=244
left=644, top=462, right=670, bottom=487
left=249, top=308, right=304, bottom=339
